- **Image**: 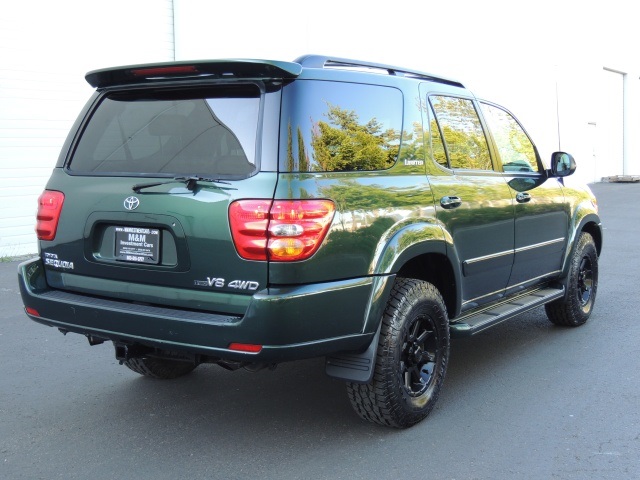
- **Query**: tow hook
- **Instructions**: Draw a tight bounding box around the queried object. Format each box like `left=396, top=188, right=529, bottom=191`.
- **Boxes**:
left=86, top=335, right=105, bottom=346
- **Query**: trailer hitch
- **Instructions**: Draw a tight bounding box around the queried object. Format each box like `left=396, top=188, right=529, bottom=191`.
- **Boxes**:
left=113, top=343, right=151, bottom=364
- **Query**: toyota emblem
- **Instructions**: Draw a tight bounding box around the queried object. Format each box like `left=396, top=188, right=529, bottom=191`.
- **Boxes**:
left=124, top=196, right=140, bottom=210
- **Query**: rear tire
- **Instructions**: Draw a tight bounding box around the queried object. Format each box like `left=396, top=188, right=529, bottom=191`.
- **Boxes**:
left=347, top=278, right=450, bottom=428
left=123, top=356, right=198, bottom=379
left=545, top=232, right=598, bottom=327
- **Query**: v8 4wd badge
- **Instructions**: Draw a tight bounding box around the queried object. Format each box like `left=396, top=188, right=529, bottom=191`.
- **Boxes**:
left=194, top=277, right=259, bottom=291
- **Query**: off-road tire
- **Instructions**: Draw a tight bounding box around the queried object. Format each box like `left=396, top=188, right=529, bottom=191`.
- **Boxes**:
left=123, top=356, right=198, bottom=379
left=545, top=232, right=598, bottom=327
left=347, top=278, right=450, bottom=428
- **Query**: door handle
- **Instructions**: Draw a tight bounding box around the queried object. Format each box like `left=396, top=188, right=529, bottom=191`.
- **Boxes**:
left=516, top=192, right=531, bottom=203
left=440, top=196, right=462, bottom=209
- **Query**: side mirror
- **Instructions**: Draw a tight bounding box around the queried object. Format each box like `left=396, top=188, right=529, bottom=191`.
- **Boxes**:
left=550, top=152, right=576, bottom=177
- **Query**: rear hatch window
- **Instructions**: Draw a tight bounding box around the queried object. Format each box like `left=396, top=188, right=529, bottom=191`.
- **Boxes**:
left=69, top=84, right=261, bottom=178
left=41, top=83, right=280, bottom=312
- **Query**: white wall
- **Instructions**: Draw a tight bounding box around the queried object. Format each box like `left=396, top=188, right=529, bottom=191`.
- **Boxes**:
left=0, top=0, right=637, bottom=257
left=0, top=0, right=175, bottom=257
left=174, top=0, right=638, bottom=185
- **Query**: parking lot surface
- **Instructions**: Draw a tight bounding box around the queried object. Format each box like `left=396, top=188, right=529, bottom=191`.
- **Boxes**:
left=1, top=182, right=638, bottom=479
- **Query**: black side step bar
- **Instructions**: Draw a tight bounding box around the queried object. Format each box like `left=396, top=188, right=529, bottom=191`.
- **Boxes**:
left=326, top=286, right=564, bottom=383
left=449, top=286, right=565, bottom=337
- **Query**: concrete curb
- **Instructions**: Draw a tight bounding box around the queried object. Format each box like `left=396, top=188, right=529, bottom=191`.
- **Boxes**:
left=602, top=175, right=640, bottom=182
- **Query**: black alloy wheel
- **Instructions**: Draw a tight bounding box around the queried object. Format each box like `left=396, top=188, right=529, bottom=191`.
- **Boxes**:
left=347, top=278, right=450, bottom=428
left=400, top=313, right=439, bottom=397
left=546, top=232, right=598, bottom=326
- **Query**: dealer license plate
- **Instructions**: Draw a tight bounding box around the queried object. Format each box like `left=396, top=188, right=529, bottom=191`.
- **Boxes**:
left=115, top=226, right=160, bottom=264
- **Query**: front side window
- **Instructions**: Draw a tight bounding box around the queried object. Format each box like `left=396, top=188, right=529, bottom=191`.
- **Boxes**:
left=480, top=102, right=538, bottom=172
left=280, top=81, right=403, bottom=172
left=69, top=85, right=261, bottom=177
left=429, top=95, right=492, bottom=171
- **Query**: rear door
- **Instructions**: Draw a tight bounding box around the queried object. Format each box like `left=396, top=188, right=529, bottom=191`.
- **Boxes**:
left=41, top=82, right=280, bottom=314
left=424, top=92, right=515, bottom=308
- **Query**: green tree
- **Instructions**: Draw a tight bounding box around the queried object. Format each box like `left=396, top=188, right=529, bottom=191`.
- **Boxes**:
left=311, top=104, right=398, bottom=172
left=396, top=121, right=428, bottom=164
left=429, top=96, right=492, bottom=170
left=297, top=127, right=309, bottom=171
left=286, top=121, right=294, bottom=172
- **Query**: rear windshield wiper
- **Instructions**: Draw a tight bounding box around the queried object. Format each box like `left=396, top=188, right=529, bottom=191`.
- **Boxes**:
left=132, top=176, right=231, bottom=193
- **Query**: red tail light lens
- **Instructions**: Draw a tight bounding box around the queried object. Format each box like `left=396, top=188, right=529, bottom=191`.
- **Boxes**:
left=36, top=190, right=65, bottom=241
left=229, top=199, right=335, bottom=262
left=228, top=200, right=271, bottom=261
left=228, top=343, right=263, bottom=353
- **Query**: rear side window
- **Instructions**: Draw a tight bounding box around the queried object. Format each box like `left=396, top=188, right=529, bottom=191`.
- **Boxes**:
left=429, top=95, right=492, bottom=171
left=428, top=103, right=448, bottom=167
left=280, top=80, right=403, bottom=172
left=69, top=85, right=261, bottom=177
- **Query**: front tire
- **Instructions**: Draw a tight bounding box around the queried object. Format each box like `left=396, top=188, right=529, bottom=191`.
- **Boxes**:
left=545, top=232, right=598, bottom=327
left=347, top=278, right=450, bottom=428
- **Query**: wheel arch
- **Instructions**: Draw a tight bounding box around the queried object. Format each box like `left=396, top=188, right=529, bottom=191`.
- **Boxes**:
left=371, top=223, right=461, bottom=320
left=328, top=224, right=462, bottom=384
left=395, top=253, right=458, bottom=320
left=581, top=218, right=602, bottom=256
left=561, top=212, right=603, bottom=278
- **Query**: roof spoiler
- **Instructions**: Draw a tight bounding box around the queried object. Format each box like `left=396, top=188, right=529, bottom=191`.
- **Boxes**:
left=85, top=59, right=303, bottom=88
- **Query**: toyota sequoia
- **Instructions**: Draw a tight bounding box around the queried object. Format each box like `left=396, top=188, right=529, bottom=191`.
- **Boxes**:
left=18, top=55, right=602, bottom=428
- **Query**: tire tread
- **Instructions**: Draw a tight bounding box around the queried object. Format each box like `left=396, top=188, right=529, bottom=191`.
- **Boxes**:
left=347, top=278, right=449, bottom=428
left=545, top=232, right=598, bottom=327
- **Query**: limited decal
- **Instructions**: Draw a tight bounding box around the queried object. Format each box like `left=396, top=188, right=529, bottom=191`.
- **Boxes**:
left=43, top=252, right=74, bottom=270
left=404, top=159, right=424, bottom=166
left=194, top=277, right=259, bottom=291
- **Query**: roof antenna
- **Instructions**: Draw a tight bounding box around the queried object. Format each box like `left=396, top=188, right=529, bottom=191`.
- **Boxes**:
left=555, top=65, right=561, bottom=151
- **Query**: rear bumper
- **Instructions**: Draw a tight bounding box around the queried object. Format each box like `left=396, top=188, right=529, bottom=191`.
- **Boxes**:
left=18, top=258, right=391, bottom=362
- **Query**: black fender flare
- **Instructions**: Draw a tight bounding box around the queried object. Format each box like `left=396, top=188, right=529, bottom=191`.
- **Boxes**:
left=326, top=222, right=463, bottom=383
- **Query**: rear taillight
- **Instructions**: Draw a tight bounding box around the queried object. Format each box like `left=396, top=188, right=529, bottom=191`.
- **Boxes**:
left=229, top=199, right=335, bottom=262
left=36, top=190, right=65, bottom=241
left=268, top=200, right=335, bottom=261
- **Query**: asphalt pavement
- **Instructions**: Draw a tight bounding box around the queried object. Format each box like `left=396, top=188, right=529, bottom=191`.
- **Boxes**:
left=1, top=182, right=638, bottom=480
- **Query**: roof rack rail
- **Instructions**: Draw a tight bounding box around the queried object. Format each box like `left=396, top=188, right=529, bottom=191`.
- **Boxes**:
left=293, top=54, right=464, bottom=88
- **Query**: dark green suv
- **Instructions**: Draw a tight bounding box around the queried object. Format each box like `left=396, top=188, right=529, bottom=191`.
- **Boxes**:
left=18, top=55, right=602, bottom=428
